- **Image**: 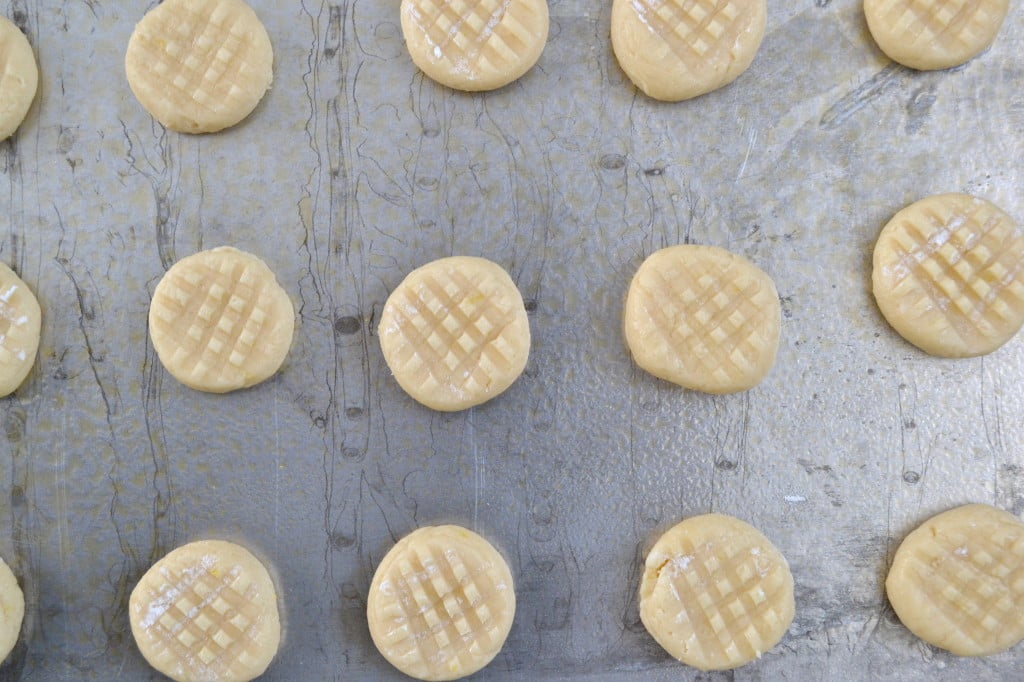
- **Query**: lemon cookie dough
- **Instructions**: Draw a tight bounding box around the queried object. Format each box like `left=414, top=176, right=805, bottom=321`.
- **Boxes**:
left=864, top=0, right=1008, bottom=70
left=0, top=263, right=41, bottom=398
left=125, top=0, right=273, bottom=133
left=611, top=0, right=766, bottom=101
left=0, top=556, right=24, bottom=664
left=367, top=525, right=516, bottom=681
left=886, top=504, right=1024, bottom=656
left=0, top=16, right=38, bottom=141
left=129, top=540, right=281, bottom=682
left=378, top=256, right=530, bottom=411
left=872, top=193, right=1024, bottom=357
left=400, top=0, right=549, bottom=91
left=149, top=247, right=295, bottom=393
left=624, top=245, right=780, bottom=393
left=640, top=514, right=794, bottom=671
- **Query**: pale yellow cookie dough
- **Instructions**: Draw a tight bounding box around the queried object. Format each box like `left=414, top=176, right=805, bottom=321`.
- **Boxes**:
left=611, top=0, right=766, bottom=101
left=624, top=245, right=780, bottom=394
left=0, top=557, right=24, bottom=664
left=378, top=256, right=530, bottom=411
left=886, top=504, right=1024, bottom=656
left=149, top=247, right=295, bottom=393
left=0, top=16, right=38, bottom=141
left=640, top=514, right=794, bottom=671
left=864, top=0, right=1008, bottom=70
left=125, top=0, right=273, bottom=133
left=872, top=193, right=1024, bottom=358
left=0, top=262, right=41, bottom=398
left=400, top=0, right=549, bottom=91
left=368, top=525, right=516, bottom=681
left=129, top=540, right=281, bottom=682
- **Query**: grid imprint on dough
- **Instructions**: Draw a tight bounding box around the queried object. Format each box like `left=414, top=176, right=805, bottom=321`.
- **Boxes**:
left=907, top=532, right=1024, bottom=647
left=154, top=261, right=269, bottom=382
left=409, top=0, right=533, bottom=72
left=388, top=545, right=504, bottom=671
left=880, top=0, right=993, bottom=48
left=888, top=204, right=1024, bottom=343
left=391, top=270, right=516, bottom=392
left=131, top=1, right=257, bottom=116
left=631, top=0, right=746, bottom=66
left=146, top=563, right=263, bottom=676
left=669, top=538, right=787, bottom=661
left=642, top=263, right=769, bottom=383
left=0, top=290, right=32, bottom=366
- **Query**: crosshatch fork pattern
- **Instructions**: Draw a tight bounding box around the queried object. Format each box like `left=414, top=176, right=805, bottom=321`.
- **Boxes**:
left=876, top=0, right=1000, bottom=47
left=631, top=0, right=749, bottom=66
left=657, top=538, right=790, bottom=663
left=905, top=529, right=1024, bottom=649
left=407, top=0, right=539, bottom=71
left=143, top=563, right=264, bottom=677
left=151, top=260, right=270, bottom=383
left=382, top=543, right=508, bottom=673
left=389, top=269, right=519, bottom=393
left=637, top=261, right=774, bottom=383
left=129, top=0, right=268, bottom=116
left=0, top=285, right=35, bottom=367
left=886, top=203, right=1024, bottom=343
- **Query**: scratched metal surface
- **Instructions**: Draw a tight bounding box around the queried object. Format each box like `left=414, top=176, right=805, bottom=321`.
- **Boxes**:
left=1, top=0, right=1024, bottom=680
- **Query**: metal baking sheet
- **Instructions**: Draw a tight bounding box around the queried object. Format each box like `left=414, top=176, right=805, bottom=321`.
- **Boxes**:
left=2, top=0, right=1024, bottom=679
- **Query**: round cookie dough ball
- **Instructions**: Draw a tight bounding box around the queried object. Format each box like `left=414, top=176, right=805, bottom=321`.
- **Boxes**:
left=400, top=0, right=549, bottom=91
left=125, top=0, right=274, bottom=133
left=640, top=514, right=794, bottom=671
left=0, top=557, right=24, bottom=664
left=623, top=245, right=781, bottom=393
left=872, top=193, right=1024, bottom=357
left=378, top=256, right=530, bottom=411
left=129, top=540, right=281, bottom=682
left=149, top=247, right=295, bottom=393
left=0, top=262, right=41, bottom=397
left=886, top=504, right=1024, bottom=656
left=0, top=15, right=38, bottom=141
left=368, top=525, right=516, bottom=681
left=611, top=0, right=766, bottom=101
left=864, top=0, right=1008, bottom=70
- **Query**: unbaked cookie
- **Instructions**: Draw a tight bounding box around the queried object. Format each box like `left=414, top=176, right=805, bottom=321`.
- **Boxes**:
left=129, top=540, right=281, bottom=682
left=0, top=556, right=24, bottom=664
left=149, top=247, right=295, bottom=393
left=611, top=0, right=766, bottom=101
left=0, top=16, right=38, bottom=141
left=872, top=193, right=1024, bottom=357
left=125, top=0, right=273, bottom=133
left=0, top=262, right=41, bottom=398
left=640, top=514, right=794, bottom=671
left=378, top=256, right=530, bottom=411
left=624, top=245, right=780, bottom=393
left=886, top=504, right=1024, bottom=656
left=367, top=525, right=515, bottom=681
left=864, top=0, right=1008, bottom=70
left=400, top=0, right=549, bottom=91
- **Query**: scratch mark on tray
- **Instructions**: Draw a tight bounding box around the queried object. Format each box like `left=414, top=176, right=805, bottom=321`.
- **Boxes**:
left=981, top=358, right=1015, bottom=512
left=734, top=127, right=757, bottom=184
left=820, top=64, right=903, bottom=130
left=468, top=408, right=480, bottom=531
left=118, top=119, right=181, bottom=270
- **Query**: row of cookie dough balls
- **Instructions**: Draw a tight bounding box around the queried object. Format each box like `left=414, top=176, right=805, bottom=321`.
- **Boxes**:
left=0, top=191, right=1020, bottom=401
left=398, top=0, right=1012, bottom=99
left=1, top=0, right=1010, bottom=142
left=2, top=503, right=1022, bottom=679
